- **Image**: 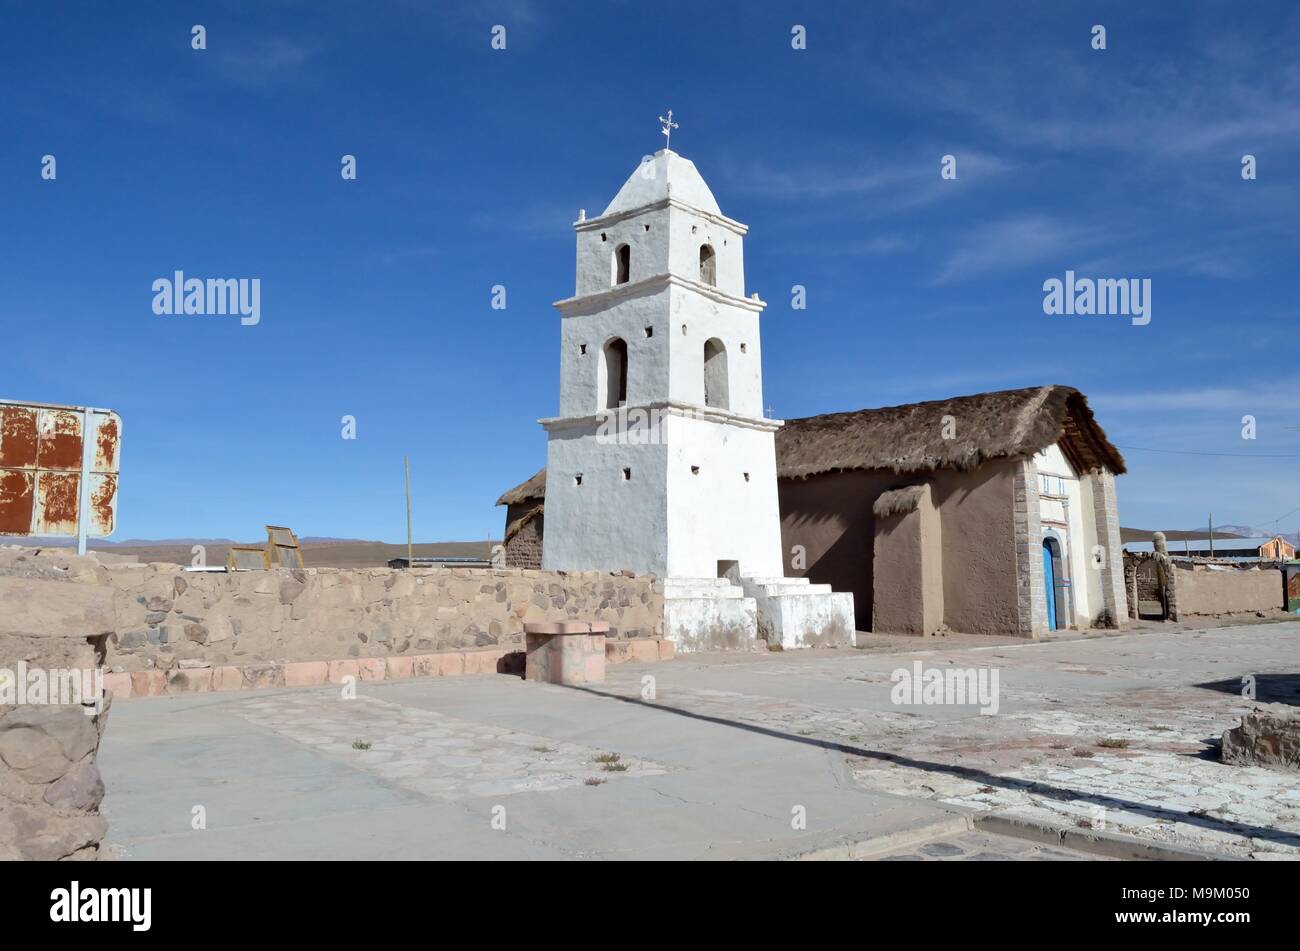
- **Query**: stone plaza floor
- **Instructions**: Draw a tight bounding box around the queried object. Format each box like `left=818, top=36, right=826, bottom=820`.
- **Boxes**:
left=873, top=829, right=1112, bottom=861
left=98, top=620, right=1300, bottom=860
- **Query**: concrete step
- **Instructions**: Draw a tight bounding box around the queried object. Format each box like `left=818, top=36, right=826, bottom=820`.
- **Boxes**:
left=735, top=577, right=857, bottom=650
left=752, top=583, right=834, bottom=598
left=663, top=579, right=746, bottom=600
left=663, top=594, right=759, bottom=652
left=664, top=588, right=747, bottom=601
left=739, top=576, right=833, bottom=598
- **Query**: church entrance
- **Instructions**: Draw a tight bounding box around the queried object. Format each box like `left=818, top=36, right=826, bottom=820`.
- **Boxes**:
left=1042, top=539, right=1059, bottom=631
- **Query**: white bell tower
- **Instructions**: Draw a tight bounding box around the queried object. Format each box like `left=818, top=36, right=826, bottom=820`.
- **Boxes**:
left=540, top=135, right=854, bottom=651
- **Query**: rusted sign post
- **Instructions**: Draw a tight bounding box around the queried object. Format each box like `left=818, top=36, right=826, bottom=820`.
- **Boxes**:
left=0, top=400, right=121, bottom=554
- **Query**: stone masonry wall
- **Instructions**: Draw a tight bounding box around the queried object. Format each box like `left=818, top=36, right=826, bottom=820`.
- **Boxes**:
left=0, top=545, right=663, bottom=858
left=1012, top=460, right=1047, bottom=637
left=0, top=547, right=115, bottom=860
left=1124, top=552, right=1177, bottom=620
left=101, top=559, right=662, bottom=673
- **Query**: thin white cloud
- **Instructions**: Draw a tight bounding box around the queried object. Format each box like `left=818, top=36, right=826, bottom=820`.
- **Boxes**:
left=1091, top=387, right=1295, bottom=413
left=215, top=36, right=320, bottom=88
left=934, top=215, right=1105, bottom=284
left=724, top=151, right=1014, bottom=209
left=779, top=233, right=919, bottom=258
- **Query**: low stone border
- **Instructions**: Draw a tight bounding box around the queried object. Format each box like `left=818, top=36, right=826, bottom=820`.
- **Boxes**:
left=790, top=810, right=1229, bottom=862
left=104, top=638, right=674, bottom=700
left=973, top=812, right=1224, bottom=862
left=791, top=814, right=972, bottom=861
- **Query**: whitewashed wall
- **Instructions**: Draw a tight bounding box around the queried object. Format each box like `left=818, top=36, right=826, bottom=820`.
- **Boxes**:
left=1033, top=442, right=1096, bottom=625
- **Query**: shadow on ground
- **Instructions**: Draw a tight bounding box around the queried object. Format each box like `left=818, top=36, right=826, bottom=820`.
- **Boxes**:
left=565, top=682, right=1300, bottom=851
left=1195, top=673, right=1300, bottom=706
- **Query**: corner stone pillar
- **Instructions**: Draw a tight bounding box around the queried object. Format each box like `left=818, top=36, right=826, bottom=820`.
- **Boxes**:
left=0, top=554, right=116, bottom=860
left=1089, top=469, right=1129, bottom=628
left=1013, top=460, right=1048, bottom=637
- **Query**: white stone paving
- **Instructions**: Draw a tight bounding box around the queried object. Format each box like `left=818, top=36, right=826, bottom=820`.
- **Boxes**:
left=236, top=691, right=669, bottom=801
left=593, top=627, right=1300, bottom=859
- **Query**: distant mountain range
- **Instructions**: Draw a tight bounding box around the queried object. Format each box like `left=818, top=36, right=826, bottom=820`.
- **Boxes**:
left=11, top=537, right=498, bottom=569
left=1213, top=525, right=1300, bottom=547
left=30, top=536, right=377, bottom=547
left=1121, top=525, right=1299, bottom=546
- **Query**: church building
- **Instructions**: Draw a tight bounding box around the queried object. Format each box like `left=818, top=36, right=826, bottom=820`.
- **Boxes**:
left=499, top=142, right=1129, bottom=644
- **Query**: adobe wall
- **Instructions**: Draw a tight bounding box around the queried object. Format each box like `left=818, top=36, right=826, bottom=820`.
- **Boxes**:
left=779, top=461, right=1022, bottom=635
left=1173, top=563, right=1284, bottom=617
left=938, top=460, right=1022, bottom=636
left=502, top=502, right=543, bottom=569
left=779, top=469, right=887, bottom=631
left=872, top=485, right=944, bottom=635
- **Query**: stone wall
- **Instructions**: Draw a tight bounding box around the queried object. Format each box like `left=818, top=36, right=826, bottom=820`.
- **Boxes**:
left=0, top=547, right=114, bottom=860
left=99, top=559, right=663, bottom=673
left=0, top=545, right=665, bottom=857
left=1012, top=459, right=1048, bottom=637
left=1124, top=552, right=1173, bottom=619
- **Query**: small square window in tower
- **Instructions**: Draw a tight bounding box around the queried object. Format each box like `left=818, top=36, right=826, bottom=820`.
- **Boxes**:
left=699, top=244, right=716, bottom=286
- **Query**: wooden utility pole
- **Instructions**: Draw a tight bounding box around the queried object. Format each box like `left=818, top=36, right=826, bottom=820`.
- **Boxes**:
left=1208, top=512, right=1214, bottom=559
left=404, top=456, right=413, bottom=568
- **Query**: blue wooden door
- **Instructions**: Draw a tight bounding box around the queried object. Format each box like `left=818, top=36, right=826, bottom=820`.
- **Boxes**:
left=1042, top=540, right=1057, bottom=631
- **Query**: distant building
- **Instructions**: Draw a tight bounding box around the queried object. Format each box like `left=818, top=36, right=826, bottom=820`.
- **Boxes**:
left=1124, top=536, right=1296, bottom=563
left=388, top=556, right=491, bottom=570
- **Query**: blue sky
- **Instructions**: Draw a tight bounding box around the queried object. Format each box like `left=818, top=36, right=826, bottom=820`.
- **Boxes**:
left=3, top=0, right=1298, bottom=543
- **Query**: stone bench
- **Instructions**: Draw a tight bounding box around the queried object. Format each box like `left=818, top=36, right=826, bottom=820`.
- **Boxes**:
left=524, top=621, right=608, bottom=685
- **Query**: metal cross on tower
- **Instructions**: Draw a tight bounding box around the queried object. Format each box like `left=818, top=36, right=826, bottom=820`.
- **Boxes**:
left=659, top=110, right=678, bottom=150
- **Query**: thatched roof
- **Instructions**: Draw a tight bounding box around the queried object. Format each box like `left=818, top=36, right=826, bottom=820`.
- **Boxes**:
left=777, top=385, right=1125, bottom=479
left=496, top=468, right=547, bottom=506
left=873, top=484, right=927, bottom=519
left=494, top=385, right=1125, bottom=503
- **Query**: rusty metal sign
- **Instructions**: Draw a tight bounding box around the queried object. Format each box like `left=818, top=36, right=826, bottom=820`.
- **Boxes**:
left=0, top=400, right=121, bottom=548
